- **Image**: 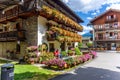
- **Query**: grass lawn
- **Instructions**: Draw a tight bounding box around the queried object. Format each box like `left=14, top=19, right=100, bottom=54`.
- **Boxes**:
left=0, top=59, right=60, bottom=80
left=14, top=64, right=60, bottom=80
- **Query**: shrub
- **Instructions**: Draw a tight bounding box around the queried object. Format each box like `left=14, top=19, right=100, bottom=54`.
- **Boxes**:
left=86, top=42, right=93, bottom=48
left=68, top=50, right=74, bottom=56
left=39, top=52, right=55, bottom=63
left=64, top=57, right=74, bottom=67
left=78, top=42, right=83, bottom=49
left=75, top=47, right=83, bottom=55
left=26, top=46, right=38, bottom=52
left=61, top=51, right=67, bottom=57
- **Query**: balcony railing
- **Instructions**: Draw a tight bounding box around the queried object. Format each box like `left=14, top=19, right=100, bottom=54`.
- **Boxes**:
left=0, top=0, right=36, bottom=23
left=95, top=26, right=120, bottom=31
left=105, top=18, right=118, bottom=23
left=0, top=30, right=26, bottom=42
left=95, top=36, right=120, bottom=41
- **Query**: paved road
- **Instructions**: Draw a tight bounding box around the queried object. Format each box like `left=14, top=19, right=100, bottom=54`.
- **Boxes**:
left=50, top=51, right=120, bottom=80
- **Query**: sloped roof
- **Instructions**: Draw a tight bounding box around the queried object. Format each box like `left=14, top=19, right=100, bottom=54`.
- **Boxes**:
left=0, top=0, right=84, bottom=23
left=0, top=0, right=23, bottom=10
left=52, top=0, right=84, bottom=23
left=90, top=9, right=120, bottom=23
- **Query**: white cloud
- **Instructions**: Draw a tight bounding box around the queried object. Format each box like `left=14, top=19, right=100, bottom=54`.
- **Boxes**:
left=78, top=25, right=93, bottom=35
left=82, top=25, right=93, bottom=31
left=78, top=31, right=86, bottom=35
left=105, top=0, right=120, bottom=4
left=87, top=17, right=92, bottom=20
left=62, top=0, right=69, bottom=3
left=91, top=12, right=97, bottom=15
left=106, top=3, right=120, bottom=10
left=62, top=0, right=120, bottom=13
left=96, top=10, right=100, bottom=13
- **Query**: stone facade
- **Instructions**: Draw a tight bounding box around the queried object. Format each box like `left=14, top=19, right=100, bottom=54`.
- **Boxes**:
left=0, top=16, right=38, bottom=58
left=23, top=16, right=38, bottom=46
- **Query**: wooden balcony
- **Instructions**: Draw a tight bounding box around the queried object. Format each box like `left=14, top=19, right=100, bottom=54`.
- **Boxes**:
left=105, top=18, right=118, bottom=23
left=0, top=0, right=36, bottom=23
left=95, top=26, right=120, bottom=31
left=95, top=36, right=120, bottom=41
left=0, top=30, right=26, bottom=42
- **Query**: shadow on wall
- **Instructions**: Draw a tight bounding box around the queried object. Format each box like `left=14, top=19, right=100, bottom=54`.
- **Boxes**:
left=50, top=67, right=120, bottom=80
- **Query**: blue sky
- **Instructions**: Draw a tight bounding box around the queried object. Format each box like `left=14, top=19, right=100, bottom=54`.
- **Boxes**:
left=62, top=0, right=120, bottom=35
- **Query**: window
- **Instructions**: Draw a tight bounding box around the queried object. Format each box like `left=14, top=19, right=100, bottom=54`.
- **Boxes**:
left=111, top=15, right=114, bottom=19
left=110, top=32, right=113, bottom=36
left=106, top=16, right=109, bottom=20
left=114, top=15, right=116, bottom=19
left=107, top=15, right=116, bottom=20
left=109, top=24, right=112, bottom=28
left=114, top=22, right=118, bottom=28
left=105, top=24, right=109, bottom=29
left=49, top=43, right=54, bottom=52
left=61, top=42, right=65, bottom=51
left=16, top=41, right=20, bottom=53
left=98, top=33, right=103, bottom=39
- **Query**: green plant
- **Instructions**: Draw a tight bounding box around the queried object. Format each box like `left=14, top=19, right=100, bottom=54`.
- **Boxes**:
left=78, top=42, right=83, bottom=49
left=61, top=51, right=67, bottom=57
left=86, top=42, right=93, bottom=48
left=39, top=52, right=55, bottom=63
left=64, top=58, right=74, bottom=67
left=68, top=50, right=73, bottom=56
left=75, top=47, right=83, bottom=55
left=38, top=45, right=42, bottom=52
left=68, top=50, right=72, bottom=53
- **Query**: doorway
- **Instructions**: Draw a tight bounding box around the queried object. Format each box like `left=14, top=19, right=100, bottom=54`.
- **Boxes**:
left=107, top=43, right=111, bottom=50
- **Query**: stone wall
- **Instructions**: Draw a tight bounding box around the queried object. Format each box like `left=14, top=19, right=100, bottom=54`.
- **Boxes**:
left=23, top=16, right=38, bottom=46
left=0, top=42, right=27, bottom=58
left=0, top=16, right=38, bottom=58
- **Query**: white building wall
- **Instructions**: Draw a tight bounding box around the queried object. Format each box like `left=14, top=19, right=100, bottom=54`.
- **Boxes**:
left=37, top=16, right=48, bottom=46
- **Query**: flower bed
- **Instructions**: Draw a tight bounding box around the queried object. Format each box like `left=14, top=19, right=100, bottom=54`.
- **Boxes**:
left=44, top=58, right=66, bottom=69
left=44, top=51, right=97, bottom=70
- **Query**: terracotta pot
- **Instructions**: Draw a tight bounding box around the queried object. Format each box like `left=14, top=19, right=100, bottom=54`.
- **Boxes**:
left=64, top=63, right=68, bottom=69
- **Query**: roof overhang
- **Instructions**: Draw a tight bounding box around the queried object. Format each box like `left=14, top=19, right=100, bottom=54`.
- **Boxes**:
left=90, top=9, right=120, bottom=23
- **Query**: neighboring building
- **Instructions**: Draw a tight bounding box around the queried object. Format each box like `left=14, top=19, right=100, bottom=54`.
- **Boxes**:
left=82, top=32, right=93, bottom=47
left=90, top=9, right=120, bottom=50
left=0, top=0, right=83, bottom=58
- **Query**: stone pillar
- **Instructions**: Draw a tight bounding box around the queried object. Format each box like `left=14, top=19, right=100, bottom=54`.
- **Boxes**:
left=23, top=16, right=38, bottom=46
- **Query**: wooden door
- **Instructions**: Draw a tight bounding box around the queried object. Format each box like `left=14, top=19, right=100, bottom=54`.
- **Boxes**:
left=107, top=43, right=111, bottom=50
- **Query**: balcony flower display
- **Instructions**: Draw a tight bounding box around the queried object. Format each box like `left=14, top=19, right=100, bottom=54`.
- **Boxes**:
left=40, top=6, right=83, bottom=31
left=26, top=46, right=38, bottom=52
left=50, top=26, right=82, bottom=38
